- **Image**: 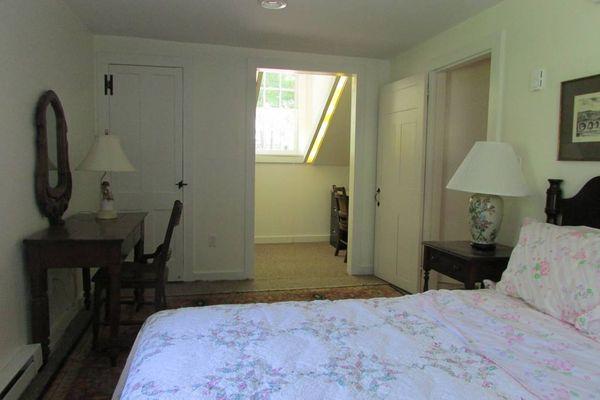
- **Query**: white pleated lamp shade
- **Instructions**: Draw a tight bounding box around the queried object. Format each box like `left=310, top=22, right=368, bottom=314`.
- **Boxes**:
left=446, top=141, right=529, bottom=197
left=77, top=134, right=135, bottom=172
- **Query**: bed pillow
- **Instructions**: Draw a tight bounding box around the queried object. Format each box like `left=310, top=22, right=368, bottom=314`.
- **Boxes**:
left=496, top=219, right=600, bottom=326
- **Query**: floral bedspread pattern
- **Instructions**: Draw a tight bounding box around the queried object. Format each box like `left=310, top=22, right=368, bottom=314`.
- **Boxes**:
left=116, top=290, right=600, bottom=400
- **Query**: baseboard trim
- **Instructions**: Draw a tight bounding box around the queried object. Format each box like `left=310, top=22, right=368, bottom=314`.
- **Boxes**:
left=254, top=234, right=329, bottom=244
left=49, top=297, right=84, bottom=353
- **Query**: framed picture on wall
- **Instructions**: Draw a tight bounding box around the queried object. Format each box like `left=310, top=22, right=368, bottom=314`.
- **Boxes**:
left=559, top=73, right=600, bottom=161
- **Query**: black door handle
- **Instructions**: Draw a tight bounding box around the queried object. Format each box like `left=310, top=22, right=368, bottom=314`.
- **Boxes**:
left=176, top=180, right=188, bottom=189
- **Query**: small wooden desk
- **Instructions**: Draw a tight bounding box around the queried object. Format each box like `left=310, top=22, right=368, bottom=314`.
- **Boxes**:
left=24, top=212, right=146, bottom=363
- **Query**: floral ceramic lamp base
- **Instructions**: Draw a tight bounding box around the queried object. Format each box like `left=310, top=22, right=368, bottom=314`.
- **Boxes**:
left=468, top=193, right=503, bottom=251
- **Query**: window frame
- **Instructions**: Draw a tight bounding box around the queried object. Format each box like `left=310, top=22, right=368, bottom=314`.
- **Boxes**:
left=255, top=72, right=301, bottom=157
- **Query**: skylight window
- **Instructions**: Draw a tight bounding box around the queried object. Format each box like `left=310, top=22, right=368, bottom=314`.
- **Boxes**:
left=255, top=72, right=299, bottom=155
left=255, top=69, right=337, bottom=162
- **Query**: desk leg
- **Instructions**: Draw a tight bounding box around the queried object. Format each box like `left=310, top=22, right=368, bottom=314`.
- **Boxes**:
left=133, top=223, right=145, bottom=307
left=134, top=221, right=145, bottom=261
left=465, top=266, right=476, bottom=290
left=107, top=261, right=121, bottom=367
left=82, top=268, right=91, bottom=310
left=27, top=249, right=50, bottom=362
left=423, top=268, right=430, bottom=292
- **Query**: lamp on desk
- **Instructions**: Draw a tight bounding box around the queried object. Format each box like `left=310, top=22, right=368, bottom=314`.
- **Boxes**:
left=446, top=141, right=529, bottom=251
left=77, top=130, right=135, bottom=220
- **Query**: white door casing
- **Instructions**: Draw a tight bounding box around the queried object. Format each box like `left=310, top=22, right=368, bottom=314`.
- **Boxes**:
left=102, top=64, right=185, bottom=281
left=374, top=75, right=427, bottom=293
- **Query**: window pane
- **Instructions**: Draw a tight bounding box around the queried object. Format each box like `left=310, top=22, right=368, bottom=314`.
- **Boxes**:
left=281, top=90, right=296, bottom=108
left=281, top=74, right=296, bottom=89
left=265, top=72, right=280, bottom=88
left=255, top=108, right=299, bottom=155
left=257, top=87, right=264, bottom=107
left=266, top=89, right=280, bottom=107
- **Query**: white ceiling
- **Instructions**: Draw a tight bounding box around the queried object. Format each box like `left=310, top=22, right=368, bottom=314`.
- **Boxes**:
left=65, top=0, right=502, bottom=59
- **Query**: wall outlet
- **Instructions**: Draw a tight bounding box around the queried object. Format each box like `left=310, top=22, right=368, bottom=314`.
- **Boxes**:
left=208, top=234, right=217, bottom=248
left=530, top=68, right=545, bottom=91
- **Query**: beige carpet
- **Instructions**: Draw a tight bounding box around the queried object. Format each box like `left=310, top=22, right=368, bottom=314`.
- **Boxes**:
left=167, top=242, right=385, bottom=295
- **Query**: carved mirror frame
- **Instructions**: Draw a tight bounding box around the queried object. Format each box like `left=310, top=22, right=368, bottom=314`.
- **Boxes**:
left=35, top=90, right=72, bottom=225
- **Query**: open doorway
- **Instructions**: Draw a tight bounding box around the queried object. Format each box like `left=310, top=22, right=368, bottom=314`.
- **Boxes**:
left=424, top=56, right=492, bottom=290
left=253, top=68, right=377, bottom=290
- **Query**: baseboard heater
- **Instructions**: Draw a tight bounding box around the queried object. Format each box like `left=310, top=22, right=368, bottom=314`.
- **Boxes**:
left=0, top=345, right=42, bottom=400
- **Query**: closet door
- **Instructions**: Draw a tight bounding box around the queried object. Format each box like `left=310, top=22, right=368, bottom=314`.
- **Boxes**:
left=374, top=75, right=427, bottom=293
left=101, top=64, right=185, bottom=281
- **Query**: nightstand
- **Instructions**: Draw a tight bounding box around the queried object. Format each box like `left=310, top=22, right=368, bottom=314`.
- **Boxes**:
left=422, top=241, right=513, bottom=291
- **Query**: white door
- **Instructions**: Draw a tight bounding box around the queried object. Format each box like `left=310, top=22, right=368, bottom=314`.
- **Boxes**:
left=374, top=75, right=427, bottom=293
left=102, top=64, right=185, bottom=281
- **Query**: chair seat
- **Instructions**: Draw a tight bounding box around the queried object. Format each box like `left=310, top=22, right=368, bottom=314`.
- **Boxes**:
left=93, top=262, right=162, bottom=285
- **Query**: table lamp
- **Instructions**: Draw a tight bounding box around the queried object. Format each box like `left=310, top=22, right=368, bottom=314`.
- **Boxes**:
left=77, top=130, right=135, bottom=219
left=446, top=141, right=529, bottom=250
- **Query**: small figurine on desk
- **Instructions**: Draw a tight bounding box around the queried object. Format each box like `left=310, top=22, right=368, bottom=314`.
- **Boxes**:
left=101, top=181, right=113, bottom=201
left=98, top=179, right=117, bottom=219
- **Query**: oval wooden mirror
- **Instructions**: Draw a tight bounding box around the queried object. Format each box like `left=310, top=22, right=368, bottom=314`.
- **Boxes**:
left=35, top=90, right=72, bottom=225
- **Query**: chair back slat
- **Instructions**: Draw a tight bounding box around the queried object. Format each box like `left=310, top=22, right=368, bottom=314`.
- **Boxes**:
left=334, top=193, right=349, bottom=231
left=155, top=200, right=183, bottom=266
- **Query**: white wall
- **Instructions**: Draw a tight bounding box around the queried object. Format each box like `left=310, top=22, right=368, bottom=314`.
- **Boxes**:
left=94, top=36, right=389, bottom=279
left=0, top=0, right=95, bottom=365
left=437, top=58, right=490, bottom=288
left=391, top=0, right=600, bottom=245
left=255, top=164, right=349, bottom=243
left=314, top=83, right=351, bottom=166
left=440, top=58, right=490, bottom=242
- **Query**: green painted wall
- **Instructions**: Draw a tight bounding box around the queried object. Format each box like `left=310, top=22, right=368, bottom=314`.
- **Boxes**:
left=390, top=0, right=600, bottom=244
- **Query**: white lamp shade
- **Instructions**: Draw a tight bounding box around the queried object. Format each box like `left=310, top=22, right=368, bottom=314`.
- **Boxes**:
left=77, top=135, right=135, bottom=172
left=446, top=141, right=529, bottom=197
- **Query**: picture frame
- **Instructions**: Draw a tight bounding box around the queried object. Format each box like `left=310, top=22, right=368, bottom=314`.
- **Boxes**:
left=559, top=73, right=600, bottom=161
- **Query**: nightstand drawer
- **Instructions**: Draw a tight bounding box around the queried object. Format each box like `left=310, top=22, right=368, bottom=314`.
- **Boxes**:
left=427, top=251, right=467, bottom=282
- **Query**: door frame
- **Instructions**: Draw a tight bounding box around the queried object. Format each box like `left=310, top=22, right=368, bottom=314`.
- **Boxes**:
left=245, top=57, right=375, bottom=278
left=95, top=52, right=195, bottom=281
left=421, top=32, right=506, bottom=289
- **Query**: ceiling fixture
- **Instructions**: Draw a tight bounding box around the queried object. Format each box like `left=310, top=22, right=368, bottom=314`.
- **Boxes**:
left=259, top=0, right=287, bottom=10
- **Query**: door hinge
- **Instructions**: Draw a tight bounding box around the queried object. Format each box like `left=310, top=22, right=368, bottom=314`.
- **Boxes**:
left=176, top=180, right=188, bottom=189
left=104, top=74, right=113, bottom=96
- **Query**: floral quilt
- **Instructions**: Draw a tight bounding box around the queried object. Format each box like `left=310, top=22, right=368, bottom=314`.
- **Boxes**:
left=114, top=289, right=600, bottom=399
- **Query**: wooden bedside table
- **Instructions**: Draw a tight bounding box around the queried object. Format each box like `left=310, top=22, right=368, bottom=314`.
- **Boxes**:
left=422, top=241, right=513, bottom=291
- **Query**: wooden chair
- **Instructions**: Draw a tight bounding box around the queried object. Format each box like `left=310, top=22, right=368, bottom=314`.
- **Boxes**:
left=332, top=185, right=347, bottom=197
left=334, top=193, right=349, bottom=263
left=92, top=200, right=183, bottom=348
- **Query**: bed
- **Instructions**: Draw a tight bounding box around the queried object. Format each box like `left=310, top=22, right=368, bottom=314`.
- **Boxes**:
left=114, top=178, right=600, bottom=400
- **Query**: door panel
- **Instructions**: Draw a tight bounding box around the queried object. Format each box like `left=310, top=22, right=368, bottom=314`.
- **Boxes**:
left=375, top=75, right=427, bottom=293
left=106, top=64, right=185, bottom=281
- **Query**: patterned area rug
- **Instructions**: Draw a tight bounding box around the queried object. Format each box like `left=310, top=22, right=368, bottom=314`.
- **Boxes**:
left=42, top=285, right=404, bottom=400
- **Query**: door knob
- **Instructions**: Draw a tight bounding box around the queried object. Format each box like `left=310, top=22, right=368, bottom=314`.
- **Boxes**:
left=176, top=180, right=188, bottom=189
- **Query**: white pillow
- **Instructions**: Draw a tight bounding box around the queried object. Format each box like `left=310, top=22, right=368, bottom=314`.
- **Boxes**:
left=496, top=219, right=600, bottom=326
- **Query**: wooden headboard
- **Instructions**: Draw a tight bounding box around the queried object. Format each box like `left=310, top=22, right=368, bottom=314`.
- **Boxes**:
left=545, top=177, right=600, bottom=228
